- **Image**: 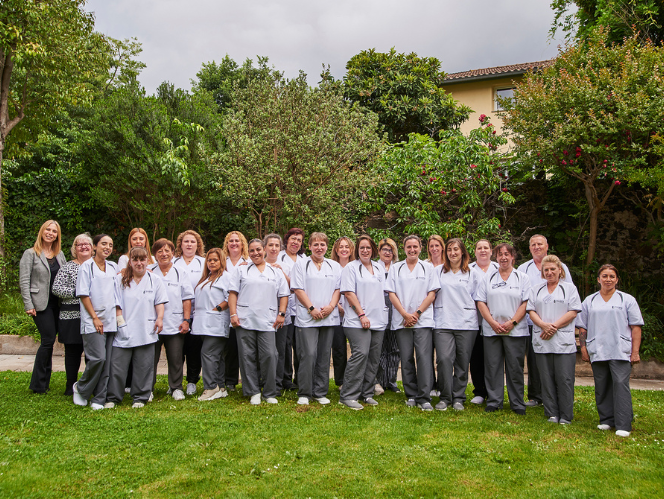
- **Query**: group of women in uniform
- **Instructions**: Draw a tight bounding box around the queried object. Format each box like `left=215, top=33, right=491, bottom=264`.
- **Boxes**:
left=19, top=221, right=644, bottom=437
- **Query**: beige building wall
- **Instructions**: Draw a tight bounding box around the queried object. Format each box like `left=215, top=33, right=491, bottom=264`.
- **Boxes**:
left=442, top=75, right=523, bottom=144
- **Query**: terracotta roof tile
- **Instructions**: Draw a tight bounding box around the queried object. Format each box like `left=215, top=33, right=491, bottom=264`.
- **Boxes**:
left=444, top=60, right=554, bottom=81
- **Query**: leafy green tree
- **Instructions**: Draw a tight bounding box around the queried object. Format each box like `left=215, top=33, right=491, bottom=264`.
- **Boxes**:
left=363, top=116, right=514, bottom=251
left=342, top=48, right=470, bottom=143
left=551, top=0, right=664, bottom=44
left=0, top=0, right=109, bottom=257
left=191, top=55, right=279, bottom=114
left=216, top=72, right=384, bottom=239
left=502, top=31, right=664, bottom=290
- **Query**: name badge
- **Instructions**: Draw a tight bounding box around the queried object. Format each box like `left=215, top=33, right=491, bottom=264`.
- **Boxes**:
left=167, top=282, right=179, bottom=287
left=143, top=290, right=154, bottom=294
left=612, top=306, right=623, bottom=310
left=553, top=299, right=564, bottom=304
left=543, top=295, right=552, bottom=304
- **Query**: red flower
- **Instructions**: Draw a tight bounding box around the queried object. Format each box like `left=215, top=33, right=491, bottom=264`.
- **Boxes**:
left=563, top=150, right=568, bottom=155
left=470, top=164, right=477, bottom=169
left=502, top=188, right=508, bottom=192
left=561, top=160, right=568, bottom=165
left=615, top=180, right=621, bottom=185
left=575, top=152, right=581, bottom=157
left=441, top=190, right=447, bottom=195
left=452, top=188, right=457, bottom=193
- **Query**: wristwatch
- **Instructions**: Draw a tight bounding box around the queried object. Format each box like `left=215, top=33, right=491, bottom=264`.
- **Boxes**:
left=416, top=309, right=423, bottom=316
left=308, top=305, right=315, bottom=313
left=279, top=312, right=286, bottom=317
left=216, top=304, right=223, bottom=312
left=511, top=320, right=518, bottom=326
left=185, top=318, right=193, bottom=326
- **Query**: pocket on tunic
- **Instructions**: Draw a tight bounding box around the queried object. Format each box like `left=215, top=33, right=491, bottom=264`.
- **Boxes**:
left=585, top=336, right=596, bottom=356
left=117, top=324, right=129, bottom=341
left=619, top=334, right=632, bottom=355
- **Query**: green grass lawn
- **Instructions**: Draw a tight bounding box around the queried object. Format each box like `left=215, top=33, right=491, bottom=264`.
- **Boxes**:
left=0, top=372, right=663, bottom=498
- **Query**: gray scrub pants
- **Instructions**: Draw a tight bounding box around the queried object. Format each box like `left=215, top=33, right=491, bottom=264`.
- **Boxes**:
left=536, top=352, right=576, bottom=421
left=296, top=326, right=335, bottom=399
left=275, top=324, right=289, bottom=392
left=340, top=327, right=385, bottom=401
left=591, top=360, right=633, bottom=431
left=434, top=329, right=477, bottom=405
left=153, top=333, right=185, bottom=392
left=395, top=328, right=434, bottom=405
left=77, top=331, right=115, bottom=405
left=483, top=335, right=527, bottom=411
left=201, top=335, right=227, bottom=390
left=236, top=327, right=278, bottom=399
left=107, top=343, right=155, bottom=404
left=526, top=325, right=542, bottom=402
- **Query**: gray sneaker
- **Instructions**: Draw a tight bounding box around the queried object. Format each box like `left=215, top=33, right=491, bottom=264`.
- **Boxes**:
left=435, top=400, right=448, bottom=411
left=559, top=419, right=571, bottom=425
left=339, top=399, right=363, bottom=410
left=452, top=402, right=464, bottom=411
left=418, top=402, right=434, bottom=411
left=525, top=400, right=541, bottom=407
left=548, top=416, right=560, bottom=423
left=363, top=397, right=378, bottom=406
left=405, top=398, right=416, bottom=407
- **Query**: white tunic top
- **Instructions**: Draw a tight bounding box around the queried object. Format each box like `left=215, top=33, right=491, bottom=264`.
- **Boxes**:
left=433, top=266, right=481, bottom=331
left=226, top=256, right=247, bottom=273
left=340, top=260, right=388, bottom=330
left=526, top=281, right=582, bottom=354
left=114, top=272, right=169, bottom=348
left=192, top=273, right=232, bottom=337
left=228, top=263, right=290, bottom=331
left=117, top=254, right=154, bottom=273
left=517, top=258, right=574, bottom=326
left=384, top=259, right=439, bottom=329
left=148, top=264, right=195, bottom=336
left=470, top=261, right=499, bottom=330
left=576, top=291, right=644, bottom=362
left=76, top=259, right=119, bottom=334
left=172, top=255, right=206, bottom=315
left=475, top=268, right=531, bottom=337
left=291, top=257, right=342, bottom=328
left=277, top=251, right=304, bottom=320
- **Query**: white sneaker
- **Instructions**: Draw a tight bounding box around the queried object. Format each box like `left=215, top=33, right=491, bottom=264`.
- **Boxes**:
left=263, top=396, right=278, bottom=404
left=405, top=398, right=416, bottom=407
left=90, top=403, right=104, bottom=410
left=452, top=402, right=464, bottom=411
left=314, top=397, right=330, bottom=405
left=72, top=383, right=87, bottom=407
left=186, top=383, right=197, bottom=395
left=125, top=387, right=131, bottom=394
left=339, top=399, right=363, bottom=410
left=548, top=416, right=560, bottom=423
left=198, top=387, right=224, bottom=401
left=148, top=392, right=154, bottom=402
left=250, top=393, right=262, bottom=405
left=430, top=390, right=440, bottom=398
left=104, top=402, right=115, bottom=409
left=297, top=397, right=309, bottom=405
left=374, top=384, right=385, bottom=396
left=132, top=402, right=145, bottom=409
left=616, top=430, right=631, bottom=437
left=470, top=396, right=485, bottom=405
left=435, top=401, right=448, bottom=411
left=172, top=389, right=185, bottom=401
left=597, top=424, right=611, bottom=431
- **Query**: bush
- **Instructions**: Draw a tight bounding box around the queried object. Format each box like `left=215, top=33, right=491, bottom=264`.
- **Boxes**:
left=640, top=311, right=664, bottom=363
left=0, top=293, right=39, bottom=341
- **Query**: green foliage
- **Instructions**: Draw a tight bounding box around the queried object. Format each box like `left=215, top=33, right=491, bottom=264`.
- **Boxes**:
left=0, top=292, right=38, bottom=339
left=216, top=72, right=385, bottom=239
left=364, top=118, right=514, bottom=252
left=641, top=311, right=664, bottom=362
left=342, top=48, right=471, bottom=143
left=502, top=30, right=664, bottom=272
left=191, top=55, right=280, bottom=114
left=551, top=0, right=664, bottom=44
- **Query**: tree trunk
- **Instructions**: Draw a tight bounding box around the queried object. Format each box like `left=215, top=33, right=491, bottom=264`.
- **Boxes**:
left=583, top=181, right=600, bottom=297
left=0, top=140, right=4, bottom=261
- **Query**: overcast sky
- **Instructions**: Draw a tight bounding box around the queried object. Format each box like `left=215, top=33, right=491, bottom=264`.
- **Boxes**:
left=86, top=0, right=568, bottom=95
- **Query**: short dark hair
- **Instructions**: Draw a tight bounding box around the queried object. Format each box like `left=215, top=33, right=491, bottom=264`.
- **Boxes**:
left=283, top=228, right=305, bottom=255
left=152, top=238, right=175, bottom=255
left=493, top=242, right=517, bottom=261
left=353, top=235, right=378, bottom=260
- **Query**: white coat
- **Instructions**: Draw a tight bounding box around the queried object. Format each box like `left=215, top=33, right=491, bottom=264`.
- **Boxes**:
left=76, top=259, right=119, bottom=334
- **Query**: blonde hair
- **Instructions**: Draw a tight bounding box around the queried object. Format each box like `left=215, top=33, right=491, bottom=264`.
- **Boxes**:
left=70, top=233, right=93, bottom=260
left=33, top=220, right=62, bottom=256
left=331, top=236, right=355, bottom=263
left=427, top=235, right=445, bottom=263
left=175, top=230, right=205, bottom=257
left=308, top=232, right=329, bottom=246
left=541, top=254, right=566, bottom=280
left=125, top=228, right=154, bottom=264
left=377, top=238, right=398, bottom=263
left=222, top=231, right=249, bottom=259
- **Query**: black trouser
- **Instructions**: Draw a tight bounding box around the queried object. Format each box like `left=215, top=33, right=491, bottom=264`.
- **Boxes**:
left=183, top=332, right=202, bottom=384
left=332, top=325, right=347, bottom=386
left=30, top=306, right=58, bottom=393
left=282, top=321, right=295, bottom=387
left=224, top=327, right=240, bottom=387
left=469, top=328, right=487, bottom=398
left=63, top=343, right=84, bottom=394
left=291, top=317, right=299, bottom=385
left=526, top=325, right=542, bottom=402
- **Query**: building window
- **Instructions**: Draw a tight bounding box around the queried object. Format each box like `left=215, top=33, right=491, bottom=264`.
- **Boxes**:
left=495, top=87, right=515, bottom=111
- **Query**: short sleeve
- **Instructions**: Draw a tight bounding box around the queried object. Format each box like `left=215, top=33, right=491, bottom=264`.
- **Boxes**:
left=526, top=287, right=537, bottom=312
left=562, top=263, right=574, bottom=284
left=333, top=260, right=342, bottom=290
left=153, top=277, right=169, bottom=305
left=340, top=264, right=356, bottom=294
left=180, top=275, right=195, bottom=301
left=227, top=267, right=241, bottom=294
left=277, top=271, right=290, bottom=298
left=576, top=298, right=590, bottom=330
left=474, top=273, right=488, bottom=303
left=76, top=262, right=92, bottom=298
left=625, top=295, right=645, bottom=326
left=520, top=273, right=531, bottom=301
left=568, top=285, right=582, bottom=312
left=290, top=259, right=305, bottom=291
left=426, top=263, right=440, bottom=293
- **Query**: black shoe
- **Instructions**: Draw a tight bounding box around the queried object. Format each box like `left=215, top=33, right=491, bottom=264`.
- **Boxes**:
left=283, top=382, right=296, bottom=391
left=485, top=406, right=499, bottom=413
left=387, top=384, right=401, bottom=393
left=64, top=388, right=74, bottom=396
left=513, top=408, right=526, bottom=415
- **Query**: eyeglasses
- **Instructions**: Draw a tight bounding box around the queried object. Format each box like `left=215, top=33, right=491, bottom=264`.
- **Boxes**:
left=380, top=247, right=393, bottom=253
left=76, top=244, right=91, bottom=248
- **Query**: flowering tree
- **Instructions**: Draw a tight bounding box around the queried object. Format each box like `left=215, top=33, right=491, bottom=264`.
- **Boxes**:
left=364, top=116, right=514, bottom=252
left=502, top=31, right=664, bottom=289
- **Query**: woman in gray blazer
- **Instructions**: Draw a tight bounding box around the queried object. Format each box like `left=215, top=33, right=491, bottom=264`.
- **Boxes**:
left=19, top=220, right=67, bottom=393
